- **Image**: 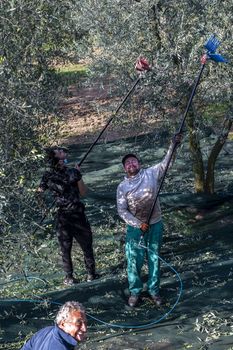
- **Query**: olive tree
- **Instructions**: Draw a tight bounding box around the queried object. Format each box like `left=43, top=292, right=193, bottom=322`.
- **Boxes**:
left=74, top=0, right=232, bottom=193
left=0, top=0, right=85, bottom=238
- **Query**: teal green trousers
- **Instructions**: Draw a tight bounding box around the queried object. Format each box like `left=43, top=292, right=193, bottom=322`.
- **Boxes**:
left=125, top=221, right=163, bottom=296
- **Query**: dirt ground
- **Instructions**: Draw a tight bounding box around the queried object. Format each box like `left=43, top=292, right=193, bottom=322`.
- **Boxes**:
left=58, top=77, right=163, bottom=146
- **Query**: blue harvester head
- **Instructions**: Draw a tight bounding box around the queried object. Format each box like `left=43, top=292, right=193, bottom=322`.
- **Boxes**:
left=204, top=35, right=228, bottom=63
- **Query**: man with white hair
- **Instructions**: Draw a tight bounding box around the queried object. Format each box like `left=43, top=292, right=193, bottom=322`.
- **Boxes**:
left=21, top=301, right=87, bottom=350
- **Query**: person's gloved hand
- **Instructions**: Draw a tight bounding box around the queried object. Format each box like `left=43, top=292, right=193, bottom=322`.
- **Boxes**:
left=76, top=170, right=82, bottom=181
left=75, top=164, right=82, bottom=181
left=140, top=223, right=149, bottom=232
left=172, top=132, right=183, bottom=145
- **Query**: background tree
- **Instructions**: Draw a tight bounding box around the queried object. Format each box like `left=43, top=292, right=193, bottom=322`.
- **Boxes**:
left=0, top=0, right=85, bottom=238
left=74, top=0, right=232, bottom=193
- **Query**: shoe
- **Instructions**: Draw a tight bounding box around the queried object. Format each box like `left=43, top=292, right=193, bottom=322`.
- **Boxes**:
left=128, top=295, right=139, bottom=307
left=87, top=273, right=100, bottom=282
left=63, top=276, right=79, bottom=286
left=150, top=294, right=162, bottom=306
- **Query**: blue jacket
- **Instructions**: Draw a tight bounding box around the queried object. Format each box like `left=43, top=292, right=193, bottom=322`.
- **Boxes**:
left=21, top=325, right=77, bottom=350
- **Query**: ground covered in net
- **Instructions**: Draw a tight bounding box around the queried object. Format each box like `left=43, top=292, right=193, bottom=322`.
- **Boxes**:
left=0, top=135, right=233, bottom=350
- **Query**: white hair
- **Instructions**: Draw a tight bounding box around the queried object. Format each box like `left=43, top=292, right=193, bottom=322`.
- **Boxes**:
left=55, top=301, right=85, bottom=325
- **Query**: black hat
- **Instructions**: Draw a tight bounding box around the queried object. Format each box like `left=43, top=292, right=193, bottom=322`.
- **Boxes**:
left=122, top=153, right=139, bottom=166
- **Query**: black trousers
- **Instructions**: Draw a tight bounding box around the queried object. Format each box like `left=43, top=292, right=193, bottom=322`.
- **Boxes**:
left=56, top=209, right=96, bottom=276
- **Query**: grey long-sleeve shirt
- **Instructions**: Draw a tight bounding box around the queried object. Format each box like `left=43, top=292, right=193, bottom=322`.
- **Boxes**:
left=117, top=144, right=174, bottom=228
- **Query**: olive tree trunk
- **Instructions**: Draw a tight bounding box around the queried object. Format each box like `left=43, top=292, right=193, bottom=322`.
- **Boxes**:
left=186, top=109, right=232, bottom=194
left=186, top=110, right=205, bottom=192
left=205, top=117, right=233, bottom=193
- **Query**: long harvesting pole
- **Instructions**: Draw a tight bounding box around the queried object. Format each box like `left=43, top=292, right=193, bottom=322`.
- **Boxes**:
left=78, top=75, right=141, bottom=166
left=78, top=58, right=151, bottom=166
left=143, top=35, right=228, bottom=231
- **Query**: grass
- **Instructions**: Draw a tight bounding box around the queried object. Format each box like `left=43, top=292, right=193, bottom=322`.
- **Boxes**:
left=55, top=63, right=89, bottom=85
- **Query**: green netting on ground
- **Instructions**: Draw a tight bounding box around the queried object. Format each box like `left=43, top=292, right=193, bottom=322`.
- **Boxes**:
left=1, top=135, right=233, bottom=349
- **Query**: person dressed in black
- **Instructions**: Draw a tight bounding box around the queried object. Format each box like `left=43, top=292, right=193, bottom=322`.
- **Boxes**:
left=38, top=146, right=99, bottom=285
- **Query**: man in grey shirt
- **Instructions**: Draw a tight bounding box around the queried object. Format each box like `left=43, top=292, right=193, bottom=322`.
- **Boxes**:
left=117, top=134, right=181, bottom=307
